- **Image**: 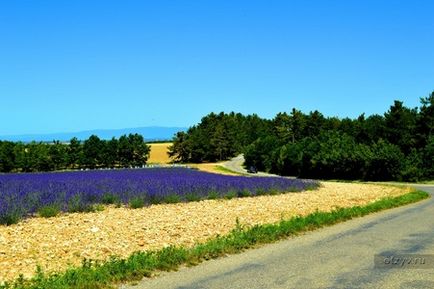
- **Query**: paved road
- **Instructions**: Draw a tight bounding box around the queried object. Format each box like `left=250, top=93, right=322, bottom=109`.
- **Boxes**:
left=123, top=186, right=434, bottom=289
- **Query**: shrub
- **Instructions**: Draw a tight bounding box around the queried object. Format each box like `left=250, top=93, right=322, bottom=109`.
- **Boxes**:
left=129, top=197, right=145, bottom=209
left=163, top=195, right=181, bottom=204
left=67, top=195, right=94, bottom=213
left=185, top=193, right=201, bottom=202
left=101, top=193, right=120, bottom=205
left=0, top=210, right=22, bottom=225
left=237, top=189, right=251, bottom=198
left=38, top=205, right=60, bottom=218
left=207, top=191, right=219, bottom=200
left=224, top=191, right=237, bottom=199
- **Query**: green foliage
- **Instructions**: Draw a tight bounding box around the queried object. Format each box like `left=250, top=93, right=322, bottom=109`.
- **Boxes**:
left=163, top=194, right=181, bottom=204
left=207, top=191, right=219, bottom=200
left=67, top=195, right=94, bottom=213
left=82, top=135, right=103, bottom=169
left=244, top=135, right=281, bottom=172
left=365, top=140, right=405, bottom=181
left=100, top=193, right=120, bottom=205
left=214, top=165, right=244, bottom=175
left=237, top=189, right=251, bottom=198
left=92, top=204, right=105, bottom=212
left=0, top=210, right=23, bottom=225
left=169, top=112, right=273, bottom=163
left=129, top=197, right=145, bottom=209
left=67, top=137, right=82, bottom=168
left=1, top=190, right=428, bottom=289
left=184, top=193, right=201, bottom=202
left=0, top=134, right=150, bottom=173
left=167, top=91, right=434, bottom=181
left=37, top=205, right=61, bottom=218
left=118, top=134, right=150, bottom=167
left=422, top=136, right=434, bottom=176
left=384, top=100, right=418, bottom=154
left=224, top=191, right=237, bottom=199
left=0, top=141, right=16, bottom=172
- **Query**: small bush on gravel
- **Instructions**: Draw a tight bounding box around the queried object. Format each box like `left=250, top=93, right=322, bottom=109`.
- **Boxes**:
left=224, top=191, right=237, bottom=199
left=237, top=189, right=251, bottom=198
left=92, top=204, right=105, bottom=212
left=129, top=197, right=145, bottom=209
left=207, top=191, right=219, bottom=200
left=185, top=193, right=201, bottom=202
left=0, top=210, right=22, bottom=226
left=67, top=195, right=95, bottom=213
left=38, top=205, right=60, bottom=218
left=101, top=193, right=120, bottom=205
left=163, top=195, right=181, bottom=204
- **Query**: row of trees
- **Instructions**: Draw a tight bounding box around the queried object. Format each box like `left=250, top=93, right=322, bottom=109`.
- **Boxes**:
left=169, top=91, right=434, bottom=181
left=0, top=134, right=150, bottom=172
left=168, top=112, right=272, bottom=162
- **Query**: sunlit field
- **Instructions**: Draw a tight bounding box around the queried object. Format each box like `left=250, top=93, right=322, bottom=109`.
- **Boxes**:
left=147, top=143, right=172, bottom=164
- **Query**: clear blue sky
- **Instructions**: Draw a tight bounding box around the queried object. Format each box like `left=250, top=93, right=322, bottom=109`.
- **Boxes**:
left=1, top=0, right=433, bottom=135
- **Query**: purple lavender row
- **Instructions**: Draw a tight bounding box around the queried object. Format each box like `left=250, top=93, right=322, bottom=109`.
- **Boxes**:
left=0, top=168, right=318, bottom=224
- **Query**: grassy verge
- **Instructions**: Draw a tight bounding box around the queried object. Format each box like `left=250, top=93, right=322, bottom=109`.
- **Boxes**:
left=1, top=190, right=429, bottom=289
left=214, top=165, right=246, bottom=175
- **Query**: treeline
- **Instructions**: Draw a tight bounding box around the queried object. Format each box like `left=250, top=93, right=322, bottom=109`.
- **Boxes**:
left=169, top=91, right=434, bottom=181
left=0, top=134, right=150, bottom=172
left=168, top=112, right=272, bottom=162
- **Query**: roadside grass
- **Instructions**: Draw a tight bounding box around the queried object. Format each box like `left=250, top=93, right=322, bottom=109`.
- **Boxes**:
left=1, top=190, right=429, bottom=289
left=214, top=165, right=246, bottom=176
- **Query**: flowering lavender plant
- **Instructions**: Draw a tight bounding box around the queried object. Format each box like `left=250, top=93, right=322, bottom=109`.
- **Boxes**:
left=0, top=168, right=318, bottom=225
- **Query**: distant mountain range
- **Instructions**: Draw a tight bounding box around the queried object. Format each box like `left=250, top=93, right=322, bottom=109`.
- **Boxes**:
left=0, top=126, right=187, bottom=142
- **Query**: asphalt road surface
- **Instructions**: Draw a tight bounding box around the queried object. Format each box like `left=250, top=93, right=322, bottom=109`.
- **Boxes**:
left=122, top=185, right=434, bottom=289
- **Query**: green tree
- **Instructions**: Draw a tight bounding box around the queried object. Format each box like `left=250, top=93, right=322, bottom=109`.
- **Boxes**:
left=422, top=136, right=434, bottom=178
left=168, top=131, right=190, bottom=163
left=49, top=141, right=67, bottom=170
left=244, top=135, right=280, bottom=172
left=416, top=91, right=434, bottom=147
left=273, top=112, right=293, bottom=143
left=128, top=134, right=150, bottom=167
left=101, top=138, right=119, bottom=168
left=384, top=100, right=417, bottom=153
left=0, top=141, right=16, bottom=172
left=290, top=108, right=307, bottom=142
left=365, top=139, right=405, bottom=181
left=83, top=135, right=103, bottom=169
left=363, top=114, right=386, bottom=144
left=67, top=137, right=82, bottom=168
left=118, top=134, right=150, bottom=167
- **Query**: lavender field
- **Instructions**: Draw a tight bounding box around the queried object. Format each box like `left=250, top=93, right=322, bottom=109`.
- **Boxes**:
left=0, top=168, right=318, bottom=225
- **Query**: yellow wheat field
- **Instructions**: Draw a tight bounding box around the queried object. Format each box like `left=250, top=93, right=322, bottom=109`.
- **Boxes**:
left=147, top=143, right=172, bottom=164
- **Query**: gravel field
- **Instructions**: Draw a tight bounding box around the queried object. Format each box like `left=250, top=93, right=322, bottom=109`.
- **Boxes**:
left=0, top=182, right=411, bottom=282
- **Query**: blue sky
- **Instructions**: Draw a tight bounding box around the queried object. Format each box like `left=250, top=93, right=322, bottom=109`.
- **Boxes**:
left=1, top=0, right=433, bottom=135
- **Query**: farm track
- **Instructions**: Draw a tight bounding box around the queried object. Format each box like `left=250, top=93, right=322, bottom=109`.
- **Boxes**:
left=0, top=183, right=410, bottom=282
left=221, top=155, right=278, bottom=177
